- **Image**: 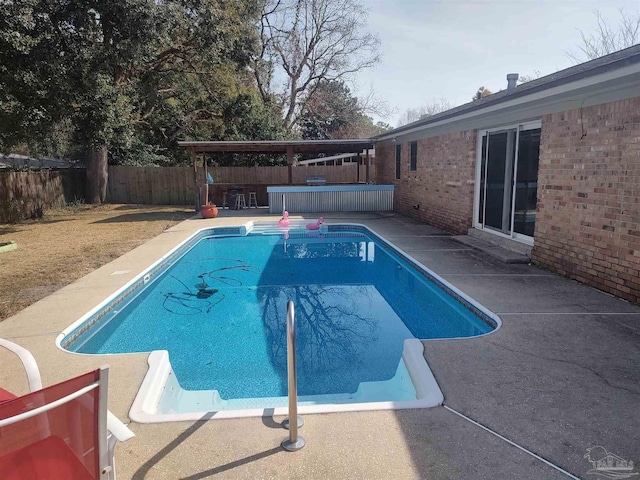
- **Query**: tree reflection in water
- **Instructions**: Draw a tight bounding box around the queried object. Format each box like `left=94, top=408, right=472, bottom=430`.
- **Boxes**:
left=259, top=284, right=379, bottom=395
left=257, top=235, right=382, bottom=395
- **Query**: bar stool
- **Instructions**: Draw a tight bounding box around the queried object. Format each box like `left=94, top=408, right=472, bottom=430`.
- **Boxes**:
left=248, top=192, right=258, bottom=208
left=234, top=193, right=247, bottom=210
left=221, top=190, right=229, bottom=209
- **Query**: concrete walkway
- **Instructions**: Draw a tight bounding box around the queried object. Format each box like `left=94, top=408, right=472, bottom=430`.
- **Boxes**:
left=1, top=210, right=638, bottom=479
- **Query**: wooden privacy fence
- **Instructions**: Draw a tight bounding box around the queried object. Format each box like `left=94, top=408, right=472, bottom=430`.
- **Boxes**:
left=107, top=166, right=194, bottom=205
left=0, top=170, right=86, bottom=223
left=107, top=164, right=375, bottom=205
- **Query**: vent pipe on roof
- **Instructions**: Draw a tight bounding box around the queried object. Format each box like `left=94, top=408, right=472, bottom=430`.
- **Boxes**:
left=507, top=73, right=519, bottom=90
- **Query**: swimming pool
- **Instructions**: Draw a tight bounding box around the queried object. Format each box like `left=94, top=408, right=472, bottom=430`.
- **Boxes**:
left=58, top=222, right=500, bottom=421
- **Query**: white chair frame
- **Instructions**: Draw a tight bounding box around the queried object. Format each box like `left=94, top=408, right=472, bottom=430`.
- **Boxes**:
left=0, top=338, right=134, bottom=479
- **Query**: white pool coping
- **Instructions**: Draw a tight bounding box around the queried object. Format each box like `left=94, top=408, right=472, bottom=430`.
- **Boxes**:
left=129, top=339, right=443, bottom=423
left=56, top=220, right=501, bottom=423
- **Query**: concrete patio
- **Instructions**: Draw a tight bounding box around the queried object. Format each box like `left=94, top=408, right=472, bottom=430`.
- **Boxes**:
left=1, top=209, right=638, bottom=479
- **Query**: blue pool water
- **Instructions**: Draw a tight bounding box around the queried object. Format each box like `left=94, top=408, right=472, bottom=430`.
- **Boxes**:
left=68, top=229, right=493, bottom=400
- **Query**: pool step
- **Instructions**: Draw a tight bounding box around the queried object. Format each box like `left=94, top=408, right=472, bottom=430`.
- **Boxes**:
left=247, top=221, right=327, bottom=235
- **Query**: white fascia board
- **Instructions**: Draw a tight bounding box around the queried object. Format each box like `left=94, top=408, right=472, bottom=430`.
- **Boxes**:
left=298, top=150, right=374, bottom=165
left=377, top=63, right=640, bottom=141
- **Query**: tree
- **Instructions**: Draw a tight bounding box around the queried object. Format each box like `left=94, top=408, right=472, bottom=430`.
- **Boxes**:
left=0, top=1, right=266, bottom=199
left=298, top=79, right=387, bottom=140
left=397, top=98, right=454, bottom=127
left=375, top=121, right=392, bottom=132
left=0, top=1, right=86, bottom=157
left=130, top=2, right=267, bottom=165
left=1, top=0, right=384, bottom=178
left=210, top=90, right=290, bottom=166
left=566, top=9, right=640, bottom=63
left=472, top=86, right=492, bottom=101
left=253, top=0, right=380, bottom=131
left=0, top=1, right=165, bottom=202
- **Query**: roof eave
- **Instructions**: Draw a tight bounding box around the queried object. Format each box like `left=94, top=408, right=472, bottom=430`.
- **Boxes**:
left=376, top=50, right=640, bottom=141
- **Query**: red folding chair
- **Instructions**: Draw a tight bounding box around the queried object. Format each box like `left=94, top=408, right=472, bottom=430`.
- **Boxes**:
left=0, top=339, right=134, bottom=479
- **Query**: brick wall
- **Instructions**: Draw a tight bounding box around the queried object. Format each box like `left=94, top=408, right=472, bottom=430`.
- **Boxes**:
left=376, top=130, right=477, bottom=234
left=533, top=98, right=640, bottom=303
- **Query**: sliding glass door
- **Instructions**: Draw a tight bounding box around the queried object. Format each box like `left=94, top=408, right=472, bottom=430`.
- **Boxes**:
left=476, top=123, right=541, bottom=243
left=513, top=128, right=540, bottom=238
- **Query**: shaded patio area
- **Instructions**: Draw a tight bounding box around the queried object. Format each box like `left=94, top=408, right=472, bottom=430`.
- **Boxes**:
left=0, top=210, right=638, bottom=479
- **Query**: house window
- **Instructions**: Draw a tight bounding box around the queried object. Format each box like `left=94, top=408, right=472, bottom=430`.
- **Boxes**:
left=395, top=144, right=401, bottom=179
left=410, top=141, right=417, bottom=171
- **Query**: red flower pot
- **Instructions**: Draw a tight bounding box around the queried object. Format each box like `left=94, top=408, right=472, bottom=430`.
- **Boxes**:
left=201, top=205, right=218, bottom=218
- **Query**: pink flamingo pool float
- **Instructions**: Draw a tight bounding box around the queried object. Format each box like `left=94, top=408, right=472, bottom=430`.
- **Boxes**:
left=278, top=211, right=290, bottom=227
left=306, top=217, right=324, bottom=230
left=278, top=212, right=324, bottom=231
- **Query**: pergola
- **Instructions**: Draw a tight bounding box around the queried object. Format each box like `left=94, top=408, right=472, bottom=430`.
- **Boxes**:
left=178, top=139, right=375, bottom=186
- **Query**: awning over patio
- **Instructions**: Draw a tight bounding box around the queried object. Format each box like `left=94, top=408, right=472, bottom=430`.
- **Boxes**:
left=178, top=139, right=374, bottom=154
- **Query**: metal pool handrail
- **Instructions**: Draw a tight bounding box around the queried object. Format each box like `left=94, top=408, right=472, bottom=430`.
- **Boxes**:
left=281, top=300, right=305, bottom=451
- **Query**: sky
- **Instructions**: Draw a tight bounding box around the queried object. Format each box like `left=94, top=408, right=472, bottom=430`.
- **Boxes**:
left=355, top=0, right=639, bottom=126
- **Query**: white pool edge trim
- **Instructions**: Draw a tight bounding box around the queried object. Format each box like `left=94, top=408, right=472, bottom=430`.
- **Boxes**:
left=55, top=223, right=250, bottom=352
left=332, top=222, right=502, bottom=338
left=129, top=339, right=443, bottom=423
left=54, top=219, right=498, bottom=423
left=57, top=220, right=501, bottom=351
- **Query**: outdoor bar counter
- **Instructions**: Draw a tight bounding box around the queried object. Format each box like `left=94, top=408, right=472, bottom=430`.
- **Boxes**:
left=268, top=184, right=394, bottom=213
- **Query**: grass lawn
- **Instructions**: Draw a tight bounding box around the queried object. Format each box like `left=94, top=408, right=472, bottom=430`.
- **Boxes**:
left=0, top=204, right=193, bottom=321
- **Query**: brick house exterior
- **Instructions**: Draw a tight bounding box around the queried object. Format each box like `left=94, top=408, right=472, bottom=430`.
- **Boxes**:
left=533, top=98, right=640, bottom=302
left=377, top=131, right=476, bottom=234
left=374, top=46, right=640, bottom=303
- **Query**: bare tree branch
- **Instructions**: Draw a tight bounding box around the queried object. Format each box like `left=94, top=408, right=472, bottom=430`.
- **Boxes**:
left=565, top=9, right=640, bottom=63
left=253, top=0, right=380, bottom=131
left=517, top=70, right=542, bottom=84
left=396, top=98, right=455, bottom=127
